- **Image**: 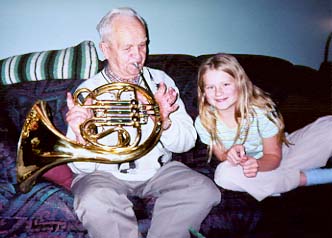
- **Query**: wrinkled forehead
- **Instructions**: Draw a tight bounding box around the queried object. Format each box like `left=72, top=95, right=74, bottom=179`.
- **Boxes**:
left=110, top=15, right=146, bottom=40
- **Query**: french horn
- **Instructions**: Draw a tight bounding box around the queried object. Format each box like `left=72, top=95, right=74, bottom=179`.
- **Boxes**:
left=16, top=80, right=162, bottom=193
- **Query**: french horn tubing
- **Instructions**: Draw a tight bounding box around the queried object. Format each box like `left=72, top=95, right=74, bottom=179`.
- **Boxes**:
left=16, top=79, right=162, bottom=193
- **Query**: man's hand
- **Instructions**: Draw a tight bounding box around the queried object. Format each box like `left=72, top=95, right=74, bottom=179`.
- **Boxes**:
left=154, top=82, right=179, bottom=130
left=66, top=92, right=93, bottom=143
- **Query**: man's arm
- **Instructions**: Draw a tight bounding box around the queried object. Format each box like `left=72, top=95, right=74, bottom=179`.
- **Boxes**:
left=151, top=70, right=197, bottom=153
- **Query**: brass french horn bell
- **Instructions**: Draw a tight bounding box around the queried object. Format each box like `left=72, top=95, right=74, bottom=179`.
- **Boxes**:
left=16, top=81, right=162, bottom=193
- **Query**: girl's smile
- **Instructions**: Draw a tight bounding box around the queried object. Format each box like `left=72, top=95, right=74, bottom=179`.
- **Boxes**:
left=203, top=70, right=238, bottom=114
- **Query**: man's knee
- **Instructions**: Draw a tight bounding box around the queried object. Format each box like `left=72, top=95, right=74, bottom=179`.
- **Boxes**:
left=193, top=175, right=221, bottom=206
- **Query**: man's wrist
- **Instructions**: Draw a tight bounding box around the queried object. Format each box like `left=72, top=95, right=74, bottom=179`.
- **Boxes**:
left=162, top=118, right=172, bottom=130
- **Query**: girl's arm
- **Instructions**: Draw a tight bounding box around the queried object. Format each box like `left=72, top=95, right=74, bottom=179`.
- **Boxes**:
left=212, top=143, right=227, bottom=162
left=213, top=143, right=245, bottom=165
left=239, top=135, right=282, bottom=177
left=256, top=134, right=282, bottom=171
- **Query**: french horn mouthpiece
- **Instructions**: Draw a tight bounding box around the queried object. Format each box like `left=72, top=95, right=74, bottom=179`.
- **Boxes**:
left=133, top=62, right=140, bottom=69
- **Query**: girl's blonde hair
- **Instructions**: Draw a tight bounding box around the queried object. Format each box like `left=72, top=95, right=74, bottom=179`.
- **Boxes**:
left=197, top=53, right=288, bottom=159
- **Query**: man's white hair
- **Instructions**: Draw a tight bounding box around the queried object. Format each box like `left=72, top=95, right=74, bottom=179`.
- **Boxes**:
left=96, top=7, right=146, bottom=42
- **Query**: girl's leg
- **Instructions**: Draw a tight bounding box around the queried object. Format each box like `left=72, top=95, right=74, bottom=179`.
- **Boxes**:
left=301, top=168, right=332, bottom=186
left=215, top=116, right=332, bottom=201
left=281, top=116, right=332, bottom=186
left=281, top=116, right=332, bottom=170
left=214, top=161, right=300, bottom=201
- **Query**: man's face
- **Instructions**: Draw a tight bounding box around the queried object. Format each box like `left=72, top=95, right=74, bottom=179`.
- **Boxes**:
left=102, top=15, right=148, bottom=80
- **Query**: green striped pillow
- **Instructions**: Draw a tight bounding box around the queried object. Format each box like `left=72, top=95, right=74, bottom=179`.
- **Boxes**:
left=0, top=40, right=100, bottom=85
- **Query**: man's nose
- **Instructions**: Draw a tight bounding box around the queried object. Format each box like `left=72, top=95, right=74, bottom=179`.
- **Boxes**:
left=131, top=47, right=142, bottom=61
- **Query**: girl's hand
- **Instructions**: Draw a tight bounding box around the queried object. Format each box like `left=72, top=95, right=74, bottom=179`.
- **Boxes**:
left=226, top=144, right=246, bottom=165
left=240, top=156, right=259, bottom=178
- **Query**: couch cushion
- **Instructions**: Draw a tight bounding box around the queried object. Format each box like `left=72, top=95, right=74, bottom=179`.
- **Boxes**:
left=0, top=182, right=88, bottom=237
left=0, top=102, right=20, bottom=185
left=278, top=65, right=331, bottom=132
left=1, top=78, right=84, bottom=134
left=146, top=54, right=200, bottom=119
left=0, top=41, right=100, bottom=85
left=201, top=187, right=262, bottom=237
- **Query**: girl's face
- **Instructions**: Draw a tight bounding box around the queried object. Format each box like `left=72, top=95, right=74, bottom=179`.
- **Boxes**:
left=203, top=69, right=238, bottom=114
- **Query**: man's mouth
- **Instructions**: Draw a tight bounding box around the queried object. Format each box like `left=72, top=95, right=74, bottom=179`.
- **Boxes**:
left=133, top=62, right=142, bottom=70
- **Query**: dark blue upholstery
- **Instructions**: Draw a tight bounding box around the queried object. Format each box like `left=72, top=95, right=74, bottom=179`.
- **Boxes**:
left=0, top=54, right=330, bottom=238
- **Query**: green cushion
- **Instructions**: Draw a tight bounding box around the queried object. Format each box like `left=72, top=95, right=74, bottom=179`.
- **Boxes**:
left=0, top=41, right=100, bottom=85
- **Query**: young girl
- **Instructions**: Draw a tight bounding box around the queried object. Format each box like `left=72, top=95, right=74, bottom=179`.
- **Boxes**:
left=195, top=53, right=332, bottom=201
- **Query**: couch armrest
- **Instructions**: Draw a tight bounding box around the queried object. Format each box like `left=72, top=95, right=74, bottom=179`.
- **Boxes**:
left=0, top=120, right=18, bottom=184
left=0, top=180, right=16, bottom=212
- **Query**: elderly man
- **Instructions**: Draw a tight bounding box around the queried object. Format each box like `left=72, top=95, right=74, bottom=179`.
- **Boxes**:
left=65, top=7, right=220, bottom=238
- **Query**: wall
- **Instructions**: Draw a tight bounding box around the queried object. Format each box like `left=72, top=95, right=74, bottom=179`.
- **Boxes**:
left=1, top=0, right=331, bottom=69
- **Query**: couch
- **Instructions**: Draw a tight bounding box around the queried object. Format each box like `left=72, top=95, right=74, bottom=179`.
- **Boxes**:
left=0, top=41, right=331, bottom=238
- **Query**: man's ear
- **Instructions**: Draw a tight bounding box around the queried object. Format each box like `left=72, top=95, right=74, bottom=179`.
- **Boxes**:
left=99, top=41, right=111, bottom=59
